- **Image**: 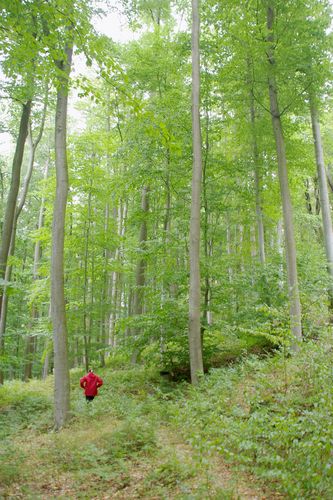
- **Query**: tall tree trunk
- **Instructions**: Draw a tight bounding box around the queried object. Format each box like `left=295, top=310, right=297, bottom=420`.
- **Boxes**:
left=309, top=96, right=333, bottom=313
left=267, top=5, right=302, bottom=349
left=108, top=204, right=122, bottom=348
left=226, top=221, right=233, bottom=282
left=99, top=203, right=110, bottom=366
left=0, top=101, right=32, bottom=362
left=0, top=100, right=48, bottom=383
left=202, top=99, right=212, bottom=331
left=51, top=43, right=72, bottom=429
left=188, top=0, right=204, bottom=384
left=82, top=172, right=93, bottom=372
left=42, top=342, right=51, bottom=380
left=17, top=96, right=48, bottom=381
left=249, top=97, right=266, bottom=266
left=42, top=304, right=52, bottom=380
left=164, top=149, right=171, bottom=234
left=24, top=159, right=49, bottom=381
left=131, top=186, right=149, bottom=363
left=325, top=164, right=333, bottom=194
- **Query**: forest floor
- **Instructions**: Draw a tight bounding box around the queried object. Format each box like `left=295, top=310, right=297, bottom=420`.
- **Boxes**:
left=1, top=401, right=277, bottom=500
left=1, top=336, right=332, bottom=499
left=0, top=370, right=278, bottom=499
left=2, top=415, right=279, bottom=499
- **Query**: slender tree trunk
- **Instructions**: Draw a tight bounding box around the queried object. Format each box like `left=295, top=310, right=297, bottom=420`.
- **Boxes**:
left=164, top=150, right=171, bottom=234
left=118, top=201, right=127, bottom=343
left=42, top=305, right=52, bottom=380
left=131, top=186, right=149, bottom=363
left=267, top=5, right=302, bottom=349
left=0, top=102, right=48, bottom=383
left=226, top=221, right=233, bottom=282
left=0, top=101, right=32, bottom=284
left=188, top=0, right=204, bottom=384
left=82, top=172, right=93, bottom=372
left=20, top=98, right=48, bottom=381
left=133, top=187, right=149, bottom=315
left=24, top=159, right=49, bottom=381
left=99, top=203, right=110, bottom=366
left=325, top=164, right=333, bottom=194
left=304, top=178, right=313, bottom=214
left=89, top=215, right=95, bottom=356
left=42, top=344, right=51, bottom=380
left=249, top=98, right=265, bottom=265
left=51, top=43, right=73, bottom=429
left=0, top=102, right=32, bottom=376
left=202, top=99, right=212, bottom=332
left=309, top=96, right=333, bottom=313
left=108, top=204, right=122, bottom=348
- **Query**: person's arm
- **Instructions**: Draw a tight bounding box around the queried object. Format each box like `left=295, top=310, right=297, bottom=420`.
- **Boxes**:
left=96, top=376, right=103, bottom=388
left=80, top=376, right=86, bottom=388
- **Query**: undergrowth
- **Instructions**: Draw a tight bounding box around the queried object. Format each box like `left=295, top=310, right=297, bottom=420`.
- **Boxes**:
left=168, top=335, right=333, bottom=498
left=0, top=336, right=332, bottom=498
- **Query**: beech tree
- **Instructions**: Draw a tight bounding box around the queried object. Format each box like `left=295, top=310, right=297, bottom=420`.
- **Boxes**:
left=189, top=0, right=204, bottom=383
left=0, top=2, right=47, bottom=382
left=50, top=37, right=73, bottom=429
left=266, top=3, right=302, bottom=348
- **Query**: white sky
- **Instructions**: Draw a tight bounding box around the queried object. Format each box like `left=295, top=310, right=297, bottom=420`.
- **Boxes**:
left=93, top=3, right=140, bottom=42
left=0, top=2, right=136, bottom=157
left=0, top=1, right=189, bottom=156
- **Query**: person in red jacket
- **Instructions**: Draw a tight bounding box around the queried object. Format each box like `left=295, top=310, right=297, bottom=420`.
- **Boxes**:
left=80, top=369, right=103, bottom=402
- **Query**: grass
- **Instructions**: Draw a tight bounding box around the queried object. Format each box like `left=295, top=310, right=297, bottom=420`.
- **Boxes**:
left=0, top=366, right=247, bottom=498
left=1, top=336, right=332, bottom=498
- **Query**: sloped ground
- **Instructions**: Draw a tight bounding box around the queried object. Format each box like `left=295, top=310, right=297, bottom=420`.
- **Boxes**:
left=1, top=412, right=275, bottom=499
left=1, top=336, right=332, bottom=499
left=0, top=367, right=277, bottom=499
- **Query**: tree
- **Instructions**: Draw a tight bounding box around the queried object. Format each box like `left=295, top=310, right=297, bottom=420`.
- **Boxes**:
left=188, top=0, right=204, bottom=384
left=51, top=37, right=73, bottom=429
left=266, top=3, right=302, bottom=349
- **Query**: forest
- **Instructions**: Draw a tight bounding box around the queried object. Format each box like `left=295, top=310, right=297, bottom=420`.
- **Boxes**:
left=0, top=0, right=333, bottom=497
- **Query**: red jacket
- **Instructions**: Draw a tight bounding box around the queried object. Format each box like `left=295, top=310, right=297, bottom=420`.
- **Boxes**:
left=80, top=372, right=103, bottom=396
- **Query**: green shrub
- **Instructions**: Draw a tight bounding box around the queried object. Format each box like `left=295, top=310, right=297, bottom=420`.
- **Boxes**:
left=96, top=418, right=157, bottom=461
left=168, top=337, right=333, bottom=498
left=0, top=442, right=25, bottom=486
left=144, top=456, right=195, bottom=487
left=0, top=392, right=52, bottom=438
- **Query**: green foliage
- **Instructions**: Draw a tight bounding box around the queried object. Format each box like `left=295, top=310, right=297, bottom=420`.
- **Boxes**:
left=139, top=317, right=280, bottom=379
left=144, top=454, right=196, bottom=488
left=0, top=442, right=26, bottom=485
left=168, top=335, right=333, bottom=498
left=0, top=379, right=53, bottom=438
left=1, top=342, right=333, bottom=497
left=97, top=418, right=157, bottom=460
left=2, top=0, right=333, bottom=387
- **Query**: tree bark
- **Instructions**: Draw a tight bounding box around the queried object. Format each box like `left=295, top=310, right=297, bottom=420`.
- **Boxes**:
left=82, top=171, right=93, bottom=373
left=0, top=101, right=32, bottom=320
left=0, top=99, right=48, bottom=383
left=51, top=43, right=72, bottom=429
left=24, top=159, right=49, bottom=381
left=131, top=186, right=149, bottom=363
left=202, top=100, right=212, bottom=331
left=249, top=96, right=266, bottom=265
left=188, top=0, right=204, bottom=384
left=267, top=5, right=302, bottom=349
left=309, top=96, right=333, bottom=312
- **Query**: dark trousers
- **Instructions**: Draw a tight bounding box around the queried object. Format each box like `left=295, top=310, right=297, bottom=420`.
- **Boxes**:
left=86, top=395, right=95, bottom=402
